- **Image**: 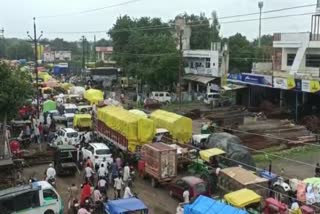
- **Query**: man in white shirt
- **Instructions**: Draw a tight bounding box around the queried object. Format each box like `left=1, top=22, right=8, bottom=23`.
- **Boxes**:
left=46, top=163, right=56, bottom=180
left=98, top=164, right=107, bottom=179
left=123, top=163, right=130, bottom=186
left=123, top=186, right=133, bottom=199
left=84, top=164, right=95, bottom=184
left=182, top=188, right=190, bottom=203
left=114, top=175, right=124, bottom=199
left=98, top=178, right=107, bottom=195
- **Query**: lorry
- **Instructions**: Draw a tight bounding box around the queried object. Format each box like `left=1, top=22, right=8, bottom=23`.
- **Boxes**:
left=95, top=106, right=155, bottom=153
left=150, top=110, right=192, bottom=144
left=139, top=142, right=177, bottom=187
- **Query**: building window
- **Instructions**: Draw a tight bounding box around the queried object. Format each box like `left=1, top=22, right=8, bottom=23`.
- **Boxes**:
left=306, top=54, right=320, bottom=67
left=190, top=62, right=194, bottom=68
left=287, top=54, right=296, bottom=66
left=206, top=58, right=210, bottom=68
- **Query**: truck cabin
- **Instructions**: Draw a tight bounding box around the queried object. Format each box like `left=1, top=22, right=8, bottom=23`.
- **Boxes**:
left=199, top=148, right=226, bottom=168
left=224, top=188, right=262, bottom=214
left=154, top=128, right=171, bottom=143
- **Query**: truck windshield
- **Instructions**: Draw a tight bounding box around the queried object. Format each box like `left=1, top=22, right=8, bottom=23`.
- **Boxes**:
left=65, top=108, right=77, bottom=114
left=96, top=149, right=110, bottom=155
left=67, top=132, right=78, bottom=138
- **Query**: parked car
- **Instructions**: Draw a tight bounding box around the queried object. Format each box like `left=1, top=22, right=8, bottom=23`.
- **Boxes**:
left=168, top=176, right=209, bottom=201
left=51, top=128, right=79, bottom=147
left=204, top=92, right=220, bottom=105
left=150, top=91, right=171, bottom=103
left=144, top=98, right=162, bottom=110
left=81, top=143, right=113, bottom=168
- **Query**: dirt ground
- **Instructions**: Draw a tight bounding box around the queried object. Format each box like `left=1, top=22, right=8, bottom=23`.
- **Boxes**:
left=23, top=164, right=178, bottom=214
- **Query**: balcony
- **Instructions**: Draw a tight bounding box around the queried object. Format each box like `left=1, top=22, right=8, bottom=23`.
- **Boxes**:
left=184, top=67, right=221, bottom=77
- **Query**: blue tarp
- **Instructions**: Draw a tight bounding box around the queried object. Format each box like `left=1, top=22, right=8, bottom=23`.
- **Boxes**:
left=184, top=195, right=248, bottom=214
left=53, top=65, right=68, bottom=76
left=105, top=198, right=148, bottom=214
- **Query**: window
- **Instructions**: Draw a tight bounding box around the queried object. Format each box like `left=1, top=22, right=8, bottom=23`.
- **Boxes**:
left=176, top=180, right=188, bottom=189
left=15, top=191, right=40, bottom=211
left=166, top=93, right=170, bottom=97
left=287, top=54, right=296, bottom=66
left=67, top=132, right=78, bottom=138
left=206, top=58, right=210, bottom=68
left=88, top=146, right=94, bottom=154
left=306, top=54, right=320, bottom=67
left=43, top=189, right=58, bottom=201
left=159, top=93, right=164, bottom=97
left=194, top=182, right=207, bottom=194
left=96, top=149, right=110, bottom=155
left=154, top=93, right=158, bottom=97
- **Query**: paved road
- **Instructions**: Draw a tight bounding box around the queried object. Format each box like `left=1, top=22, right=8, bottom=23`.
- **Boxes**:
left=23, top=164, right=178, bottom=214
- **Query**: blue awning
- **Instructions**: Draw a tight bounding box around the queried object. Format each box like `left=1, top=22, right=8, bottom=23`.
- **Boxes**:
left=105, top=198, right=148, bottom=214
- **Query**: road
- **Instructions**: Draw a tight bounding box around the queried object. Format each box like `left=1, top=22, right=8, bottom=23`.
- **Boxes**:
left=23, top=164, right=178, bottom=214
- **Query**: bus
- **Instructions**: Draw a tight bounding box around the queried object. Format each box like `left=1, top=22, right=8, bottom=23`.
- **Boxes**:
left=0, top=181, right=63, bottom=214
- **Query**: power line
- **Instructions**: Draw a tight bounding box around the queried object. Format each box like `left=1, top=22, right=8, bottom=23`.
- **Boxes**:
left=37, top=0, right=142, bottom=19
left=219, top=3, right=316, bottom=19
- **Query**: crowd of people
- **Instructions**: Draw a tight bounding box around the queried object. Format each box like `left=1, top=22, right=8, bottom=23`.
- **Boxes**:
left=64, top=155, right=134, bottom=214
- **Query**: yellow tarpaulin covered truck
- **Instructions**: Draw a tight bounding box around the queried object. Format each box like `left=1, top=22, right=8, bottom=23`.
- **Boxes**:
left=96, top=106, right=155, bottom=152
left=73, top=114, right=92, bottom=130
left=84, top=89, right=104, bottom=105
left=150, top=110, right=192, bottom=144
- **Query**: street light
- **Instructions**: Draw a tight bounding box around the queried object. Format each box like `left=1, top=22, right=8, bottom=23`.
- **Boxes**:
left=258, top=1, right=264, bottom=47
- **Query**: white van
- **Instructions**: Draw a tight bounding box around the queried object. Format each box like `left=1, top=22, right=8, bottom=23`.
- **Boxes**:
left=151, top=91, right=171, bottom=103
left=0, top=181, right=63, bottom=214
left=204, top=92, right=220, bottom=105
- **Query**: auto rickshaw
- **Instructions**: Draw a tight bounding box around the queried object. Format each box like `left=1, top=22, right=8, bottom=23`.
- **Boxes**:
left=54, top=145, right=78, bottom=176
left=224, top=188, right=262, bottom=214
left=105, top=197, right=148, bottom=214
left=73, top=114, right=92, bottom=131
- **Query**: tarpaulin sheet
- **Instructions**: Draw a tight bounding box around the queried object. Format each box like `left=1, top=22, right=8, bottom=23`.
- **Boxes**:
left=105, top=198, right=148, bottom=214
left=184, top=195, right=247, bottom=214
left=84, top=89, right=104, bottom=104
left=97, top=106, right=155, bottom=152
left=224, top=188, right=262, bottom=208
left=150, top=110, right=192, bottom=143
left=73, top=114, right=92, bottom=128
left=43, top=100, right=57, bottom=112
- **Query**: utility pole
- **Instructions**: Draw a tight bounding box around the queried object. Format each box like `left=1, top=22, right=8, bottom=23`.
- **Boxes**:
left=176, top=17, right=185, bottom=109
left=0, top=28, right=4, bottom=58
left=258, top=1, right=264, bottom=47
left=27, top=17, right=43, bottom=118
left=93, top=35, right=96, bottom=63
left=81, top=36, right=86, bottom=70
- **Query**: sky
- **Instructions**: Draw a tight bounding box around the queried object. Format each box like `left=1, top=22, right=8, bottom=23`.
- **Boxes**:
left=0, top=0, right=317, bottom=42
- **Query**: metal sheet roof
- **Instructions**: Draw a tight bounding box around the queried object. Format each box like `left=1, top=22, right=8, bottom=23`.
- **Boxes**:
left=183, top=74, right=216, bottom=85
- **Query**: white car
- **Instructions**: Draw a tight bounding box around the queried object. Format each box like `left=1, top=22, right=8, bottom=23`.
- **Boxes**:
left=52, top=128, right=80, bottom=147
left=81, top=143, right=113, bottom=168
left=151, top=91, right=171, bottom=103
left=204, top=92, right=220, bottom=105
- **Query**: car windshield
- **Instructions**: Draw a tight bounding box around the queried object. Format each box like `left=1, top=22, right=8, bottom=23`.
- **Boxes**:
left=51, top=112, right=59, bottom=117
left=67, top=132, right=78, bottom=138
left=96, top=149, right=110, bottom=155
left=65, top=108, right=77, bottom=114
left=194, top=182, right=207, bottom=194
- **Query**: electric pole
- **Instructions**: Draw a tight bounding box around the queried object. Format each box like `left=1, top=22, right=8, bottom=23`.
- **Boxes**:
left=175, top=17, right=185, bottom=109
left=258, top=1, right=264, bottom=47
left=27, top=17, right=43, bottom=118
left=94, top=35, right=96, bottom=63
left=81, top=36, right=86, bottom=70
left=0, top=28, right=4, bottom=59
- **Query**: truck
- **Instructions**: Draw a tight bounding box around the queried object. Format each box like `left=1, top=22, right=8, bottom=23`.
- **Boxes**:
left=139, top=142, right=177, bottom=187
left=95, top=106, right=155, bottom=153
left=150, top=110, right=192, bottom=144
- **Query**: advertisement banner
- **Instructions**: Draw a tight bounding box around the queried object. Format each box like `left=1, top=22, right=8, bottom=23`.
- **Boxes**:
left=227, top=73, right=273, bottom=87
left=273, top=77, right=296, bottom=90
left=301, top=80, right=320, bottom=93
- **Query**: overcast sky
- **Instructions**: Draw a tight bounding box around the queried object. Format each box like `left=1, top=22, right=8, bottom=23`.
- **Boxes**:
left=0, top=0, right=317, bottom=41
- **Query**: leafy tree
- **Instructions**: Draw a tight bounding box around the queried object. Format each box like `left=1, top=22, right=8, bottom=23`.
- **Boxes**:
left=0, top=62, right=33, bottom=155
left=96, top=39, right=112, bottom=47
left=6, top=41, right=33, bottom=60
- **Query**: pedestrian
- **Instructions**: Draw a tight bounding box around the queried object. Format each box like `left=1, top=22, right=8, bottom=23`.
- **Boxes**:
left=34, top=124, right=40, bottom=144
left=68, top=183, right=79, bottom=210
left=114, top=175, right=124, bottom=199
left=97, top=177, right=107, bottom=195
left=316, top=163, right=320, bottom=177
left=98, top=163, right=107, bottom=180
left=123, top=186, right=133, bottom=199
left=123, top=163, right=130, bottom=187
left=116, top=156, right=122, bottom=170
left=85, top=157, right=94, bottom=169
left=84, top=163, right=95, bottom=185
left=183, top=188, right=190, bottom=203
left=80, top=182, right=92, bottom=206
left=38, top=122, right=43, bottom=143
left=77, top=205, right=91, bottom=214
left=111, top=159, right=118, bottom=184
left=92, top=187, right=102, bottom=203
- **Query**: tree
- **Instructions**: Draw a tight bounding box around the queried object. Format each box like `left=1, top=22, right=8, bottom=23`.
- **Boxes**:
left=96, top=39, right=112, bottom=47
left=109, top=16, right=179, bottom=90
left=0, top=62, right=33, bottom=155
left=6, top=41, right=33, bottom=60
left=253, top=35, right=273, bottom=62
left=178, top=12, right=220, bottom=49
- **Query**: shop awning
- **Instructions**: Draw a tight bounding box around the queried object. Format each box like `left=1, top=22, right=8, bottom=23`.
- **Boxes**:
left=222, top=84, right=247, bottom=91
left=183, top=74, right=216, bottom=85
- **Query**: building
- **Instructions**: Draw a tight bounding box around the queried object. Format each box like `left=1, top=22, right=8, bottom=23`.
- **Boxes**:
left=227, top=1, right=320, bottom=121
left=183, top=43, right=229, bottom=94
left=95, top=46, right=116, bottom=65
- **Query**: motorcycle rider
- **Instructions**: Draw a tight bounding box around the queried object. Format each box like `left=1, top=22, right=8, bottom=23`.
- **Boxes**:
left=46, top=163, right=56, bottom=180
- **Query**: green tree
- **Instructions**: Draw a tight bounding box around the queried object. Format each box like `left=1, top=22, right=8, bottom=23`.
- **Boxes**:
left=96, top=39, right=112, bottom=47
left=6, top=41, right=33, bottom=60
left=0, top=62, right=33, bottom=155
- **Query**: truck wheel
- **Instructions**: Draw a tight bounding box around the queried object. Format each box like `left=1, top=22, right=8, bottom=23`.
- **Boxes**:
left=44, top=210, right=54, bottom=214
left=151, top=178, right=157, bottom=188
